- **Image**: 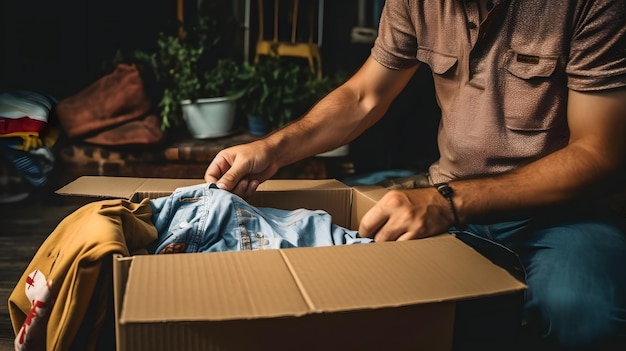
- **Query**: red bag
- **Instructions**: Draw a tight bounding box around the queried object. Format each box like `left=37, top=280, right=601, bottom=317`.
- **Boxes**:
left=55, top=64, right=164, bottom=145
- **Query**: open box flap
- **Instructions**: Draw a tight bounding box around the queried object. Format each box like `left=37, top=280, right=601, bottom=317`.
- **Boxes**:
left=118, top=235, right=526, bottom=323
left=55, top=176, right=203, bottom=200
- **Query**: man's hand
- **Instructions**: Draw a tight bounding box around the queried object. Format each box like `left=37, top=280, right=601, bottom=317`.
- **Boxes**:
left=358, top=187, right=454, bottom=241
left=204, top=140, right=279, bottom=198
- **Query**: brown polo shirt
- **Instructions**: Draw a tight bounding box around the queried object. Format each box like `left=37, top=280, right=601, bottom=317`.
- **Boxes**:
left=371, top=0, right=626, bottom=184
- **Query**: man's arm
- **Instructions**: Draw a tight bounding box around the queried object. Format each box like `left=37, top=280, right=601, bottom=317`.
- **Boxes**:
left=259, top=57, right=419, bottom=169
left=360, top=87, right=626, bottom=240
left=459, top=87, right=626, bottom=223
left=205, top=57, right=419, bottom=196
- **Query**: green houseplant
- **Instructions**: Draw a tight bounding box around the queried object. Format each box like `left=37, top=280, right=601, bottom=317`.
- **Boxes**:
left=126, top=31, right=241, bottom=137
left=178, top=58, right=245, bottom=138
left=151, top=29, right=205, bottom=130
left=113, top=1, right=241, bottom=137
left=148, top=21, right=241, bottom=137
left=236, top=57, right=343, bottom=136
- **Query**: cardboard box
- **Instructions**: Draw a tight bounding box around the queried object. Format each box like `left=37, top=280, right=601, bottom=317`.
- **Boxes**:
left=57, top=176, right=526, bottom=351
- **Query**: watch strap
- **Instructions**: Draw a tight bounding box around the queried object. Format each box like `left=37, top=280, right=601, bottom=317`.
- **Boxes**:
left=434, top=182, right=460, bottom=228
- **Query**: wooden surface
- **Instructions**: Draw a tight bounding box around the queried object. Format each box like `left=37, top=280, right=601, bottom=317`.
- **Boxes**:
left=59, top=131, right=259, bottom=164
left=57, top=132, right=354, bottom=183
left=57, top=131, right=259, bottom=180
left=0, top=193, right=83, bottom=346
left=162, top=132, right=259, bottom=163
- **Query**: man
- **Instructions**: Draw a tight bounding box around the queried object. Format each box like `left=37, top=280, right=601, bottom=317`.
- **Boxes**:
left=205, top=1, right=626, bottom=349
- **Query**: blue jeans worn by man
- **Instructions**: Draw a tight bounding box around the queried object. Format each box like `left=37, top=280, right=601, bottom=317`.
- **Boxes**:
left=452, top=206, right=626, bottom=350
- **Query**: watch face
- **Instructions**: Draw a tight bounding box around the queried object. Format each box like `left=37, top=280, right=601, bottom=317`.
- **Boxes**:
left=437, top=184, right=453, bottom=197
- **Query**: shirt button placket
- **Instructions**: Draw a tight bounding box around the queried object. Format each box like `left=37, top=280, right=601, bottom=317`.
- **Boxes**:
left=465, top=1, right=481, bottom=79
left=465, top=1, right=480, bottom=46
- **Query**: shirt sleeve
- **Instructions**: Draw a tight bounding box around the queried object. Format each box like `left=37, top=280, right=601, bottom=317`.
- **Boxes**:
left=371, top=0, right=421, bottom=70
left=567, top=0, right=626, bottom=91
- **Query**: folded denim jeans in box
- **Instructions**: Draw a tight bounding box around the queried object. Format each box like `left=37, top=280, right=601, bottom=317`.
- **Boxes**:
left=148, top=183, right=372, bottom=254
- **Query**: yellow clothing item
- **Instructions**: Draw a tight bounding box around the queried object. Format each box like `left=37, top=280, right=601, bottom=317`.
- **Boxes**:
left=9, top=198, right=157, bottom=351
left=0, top=126, right=60, bottom=151
left=0, top=132, right=42, bottom=150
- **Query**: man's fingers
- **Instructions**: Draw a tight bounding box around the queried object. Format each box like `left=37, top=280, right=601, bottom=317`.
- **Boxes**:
left=230, top=179, right=260, bottom=198
left=358, top=205, right=387, bottom=239
left=205, top=151, right=249, bottom=192
left=203, top=141, right=276, bottom=199
left=204, top=153, right=231, bottom=184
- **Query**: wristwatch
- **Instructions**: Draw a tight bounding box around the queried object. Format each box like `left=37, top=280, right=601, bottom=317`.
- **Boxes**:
left=434, top=182, right=460, bottom=227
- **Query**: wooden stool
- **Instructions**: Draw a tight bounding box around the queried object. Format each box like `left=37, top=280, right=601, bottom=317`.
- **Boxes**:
left=255, top=0, right=322, bottom=77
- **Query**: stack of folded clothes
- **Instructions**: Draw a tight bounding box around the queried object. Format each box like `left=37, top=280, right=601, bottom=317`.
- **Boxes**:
left=0, top=90, right=60, bottom=203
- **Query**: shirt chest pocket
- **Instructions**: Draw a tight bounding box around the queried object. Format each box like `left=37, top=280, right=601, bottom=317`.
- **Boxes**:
left=417, top=48, right=458, bottom=76
left=503, top=49, right=561, bottom=131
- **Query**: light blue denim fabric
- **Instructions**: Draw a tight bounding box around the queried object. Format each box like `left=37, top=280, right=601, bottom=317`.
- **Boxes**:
left=147, top=183, right=371, bottom=254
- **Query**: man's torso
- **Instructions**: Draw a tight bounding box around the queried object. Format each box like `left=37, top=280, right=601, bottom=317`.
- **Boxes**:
left=372, top=0, right=626, bottom=183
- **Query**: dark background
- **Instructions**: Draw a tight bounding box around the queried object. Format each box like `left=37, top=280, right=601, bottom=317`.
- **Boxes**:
left=0, top=0, right=440, bottom=176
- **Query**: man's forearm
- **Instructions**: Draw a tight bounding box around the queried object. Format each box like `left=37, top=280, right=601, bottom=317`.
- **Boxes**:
left=450, top=88, right=626, bottom=225
left=264, top=57, right=420, bottom=170
left=266, top=83, right=385, bottom=169
left=451, top=142, right=623, bottom=225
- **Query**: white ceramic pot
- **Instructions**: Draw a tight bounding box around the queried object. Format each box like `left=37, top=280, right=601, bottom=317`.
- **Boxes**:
left=181, top=96, right=236, bottom=139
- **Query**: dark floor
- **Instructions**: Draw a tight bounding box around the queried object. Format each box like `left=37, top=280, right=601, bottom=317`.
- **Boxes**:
left=0, top=187, right=83, bottom=348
